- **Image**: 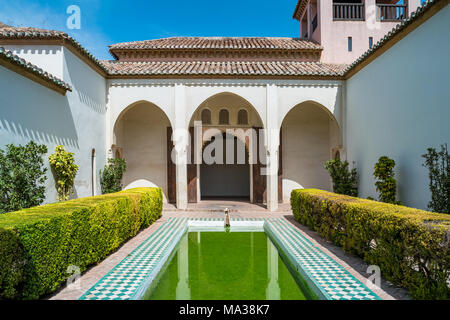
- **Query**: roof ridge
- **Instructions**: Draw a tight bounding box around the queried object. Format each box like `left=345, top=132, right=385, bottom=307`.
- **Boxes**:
left=0, top=25, right=108, bottom=75
left=108, top=37, right=322, bottom=50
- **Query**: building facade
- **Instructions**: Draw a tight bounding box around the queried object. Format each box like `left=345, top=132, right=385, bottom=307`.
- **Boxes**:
left=0, top=0, right=448, bottom=212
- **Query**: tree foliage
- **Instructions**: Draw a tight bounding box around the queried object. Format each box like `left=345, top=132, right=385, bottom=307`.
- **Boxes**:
left=100, top=158, right=127, bottom=194
left=374, top=156, right=400, bottom=204
left=422, top=144, right=449, bottom=214
left=324, top=159, right=358, bottom=196
left=0, top=141, right=48, bottom=214
left=48, top=145, right=78, bottom=202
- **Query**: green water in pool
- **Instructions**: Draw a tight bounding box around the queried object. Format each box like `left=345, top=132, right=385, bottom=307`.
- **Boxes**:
left=143, top=231, right=318, bottom=300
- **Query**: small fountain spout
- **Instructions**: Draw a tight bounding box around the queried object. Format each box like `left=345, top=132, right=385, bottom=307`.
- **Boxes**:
left=224, top=208, right=230, bottom=228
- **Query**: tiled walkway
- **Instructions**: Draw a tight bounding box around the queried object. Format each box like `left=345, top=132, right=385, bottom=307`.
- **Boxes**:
left=51, top=201, right=409, bottom=300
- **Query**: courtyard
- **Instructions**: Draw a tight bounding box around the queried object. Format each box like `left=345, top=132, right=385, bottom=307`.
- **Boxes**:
left=0, top=0, right=449, bottom=306
left=51, top=203, right=409, bottom=301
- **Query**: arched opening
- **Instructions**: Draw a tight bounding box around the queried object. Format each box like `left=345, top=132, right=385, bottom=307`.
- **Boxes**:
left=201, top=109, right=212, bottom=125
left=281, top=101, right=341, bottom=203
left=114, top=101, right=171, bottom=202
left=201, top=133, right=250, bottom=199
left=189, top=92, right=265, bottom=203
left=219, top=109, right=230, bottom=125
left=238, top=109, right=249, bottom=125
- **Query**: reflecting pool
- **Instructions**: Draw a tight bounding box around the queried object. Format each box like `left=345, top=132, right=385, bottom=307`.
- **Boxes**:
left=143, top=232, right=318, bottom=300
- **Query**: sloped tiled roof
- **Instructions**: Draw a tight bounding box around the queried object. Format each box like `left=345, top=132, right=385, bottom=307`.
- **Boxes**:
left=344, top=0, right=448, bottom=77
left=0, top=24, right=108, bottom=75
left=103, top=60, right=347, bottom=77
left=109, top=37, right=322, bottom=51
left=293, top=0, right=307, bottom=20
left=0, top=47, right=72, bottom=93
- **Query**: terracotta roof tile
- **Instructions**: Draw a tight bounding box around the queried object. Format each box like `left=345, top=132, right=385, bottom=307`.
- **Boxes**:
left=109, top=37, right=322, bottom=51
left=0, top=46, right=72, bottom=92
left=102, top=60, right=347, bottom=77
left=293, top=0, right=307, bottom=20
left=0, top=25, right=108, bottom=74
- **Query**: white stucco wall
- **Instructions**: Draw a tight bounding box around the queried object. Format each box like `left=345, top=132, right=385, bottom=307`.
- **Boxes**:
left=281, top=102, right=340, bottom=202
left=62, top=48, right=107, bottom=199
left=115, top=101, right=170, bottom=202
left=107, top=78, right=343, bottom=209
left=0, top=45, right=107, bottom=204
left=345, top=5, right=450, bottom=210
left=2, top=45, right=64, bottom=79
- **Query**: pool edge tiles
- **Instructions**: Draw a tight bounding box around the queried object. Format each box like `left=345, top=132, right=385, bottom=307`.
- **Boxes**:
left=80, top=217, right=188, bottom=300
left=79, top=217, right=381, bottom=301
left=264, top=219, right=381, bottom=301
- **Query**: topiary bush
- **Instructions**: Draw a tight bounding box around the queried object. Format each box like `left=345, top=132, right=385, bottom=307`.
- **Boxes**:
left=324, top=159, right=358, bottom=196
left=374, top=156, right=400, bottom=204
left=291, top=189, right=450, bottom=300
left=0, top=187, right=163, bottom=300
left=100, top=158, right=127, bottom=194
left=48, top=145, right=79, bottom=201
left=422, top=144, right=449, bottom=214
left=0, top=141, right=48, bottom=214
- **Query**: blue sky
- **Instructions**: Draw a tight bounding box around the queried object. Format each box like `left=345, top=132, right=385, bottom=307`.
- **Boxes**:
left=0, top=0, right=427, bottom=61
left=0, top=0, right=301, bottom=60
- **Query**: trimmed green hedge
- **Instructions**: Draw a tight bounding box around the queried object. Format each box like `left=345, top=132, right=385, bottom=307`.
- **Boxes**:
left=0, top=188, right=162, bottom=300
left=291, top=189, right=450, bottom=300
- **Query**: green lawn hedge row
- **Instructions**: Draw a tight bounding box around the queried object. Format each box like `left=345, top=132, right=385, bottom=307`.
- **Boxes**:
left=0, top=188, right=162, bottom=300
left=291, top=189, right=450, bottom=300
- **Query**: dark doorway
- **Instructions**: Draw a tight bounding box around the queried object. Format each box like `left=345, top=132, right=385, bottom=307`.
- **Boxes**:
left=201, top=133, right=250, bottom=200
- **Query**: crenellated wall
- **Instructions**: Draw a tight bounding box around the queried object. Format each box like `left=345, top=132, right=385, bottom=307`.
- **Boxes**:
left=0, top=45, right=107, bottom=203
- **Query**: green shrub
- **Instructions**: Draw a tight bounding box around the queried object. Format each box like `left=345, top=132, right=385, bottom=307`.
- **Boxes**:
left=100, top=158, right=127, bottom=194
left=374, top=156, right=400, bottom=204
left=291, top=189, right=450, bottom=300
left=48, top=145, right=79, bottom=201
left=0, top=187, right=162, bottom=300
left=324, top=159, right=358, bottom=196
left=0, top=141, right=48, bottom=214
left=422, top=144, right=450, bottom=214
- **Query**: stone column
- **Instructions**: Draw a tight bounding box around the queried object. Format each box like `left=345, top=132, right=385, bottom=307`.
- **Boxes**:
left=266, top=84, right=279, bottom=212
left=174, top=83, right=188, bottom=210
left=365, top=0, right=376, bottom=21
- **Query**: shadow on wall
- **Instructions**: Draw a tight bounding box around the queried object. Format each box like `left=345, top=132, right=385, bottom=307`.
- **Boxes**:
left=63, top=49, right=107, bottom=115
left=0, top=69, right=79, bottom=148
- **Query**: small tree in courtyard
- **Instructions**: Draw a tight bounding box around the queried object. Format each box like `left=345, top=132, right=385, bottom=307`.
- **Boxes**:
left=100, top=158, right=127, bottom=194
left=0, top=141, right=48, bottom=213
left=374, top=156, right=400, bottom=205
left=49, top=145, right=78, bottom=201
left=324, top=159, right=358, bottom=196
left=422, top=144, right=449, bottom=214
